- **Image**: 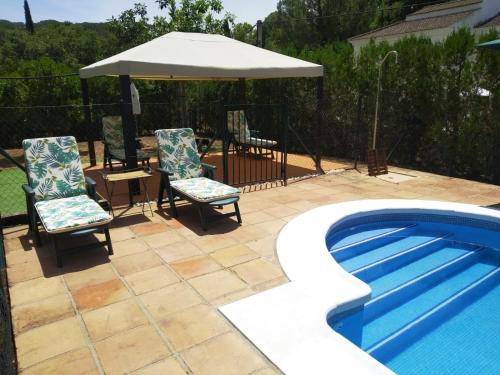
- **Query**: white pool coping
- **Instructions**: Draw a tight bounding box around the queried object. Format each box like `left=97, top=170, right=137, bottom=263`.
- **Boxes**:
left=219, top=200, right=500, bottom=375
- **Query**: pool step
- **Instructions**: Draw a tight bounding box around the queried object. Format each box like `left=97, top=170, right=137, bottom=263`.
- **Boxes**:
left=339, top=233, right=445, bottom=272
left=351, top=235, right=451, bottom=282
left=359, top=260, right=496, bottom=349
left=330, top=224, right=417, bottom=262
left=363, top=247, right=484, bottom=323
left=366, top=267, right=500, bottom=363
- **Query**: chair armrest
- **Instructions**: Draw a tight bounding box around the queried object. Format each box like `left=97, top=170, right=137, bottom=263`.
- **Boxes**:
left=85, top=176, right=97, bottom=200
left=22, top=184, right=35, bottom=197
left=156, top=168, right=173, bottom=176
left=201, top=163, right=216, bottom=180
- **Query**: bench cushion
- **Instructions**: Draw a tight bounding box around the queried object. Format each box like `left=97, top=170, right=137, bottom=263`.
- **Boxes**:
left=170, top=177, right=240, bottom=203
left=35, top=195, right=112, bottom=234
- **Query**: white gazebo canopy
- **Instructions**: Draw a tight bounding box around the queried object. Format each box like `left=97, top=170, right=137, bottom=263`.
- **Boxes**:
left=79, top=32, right=323, bottom=80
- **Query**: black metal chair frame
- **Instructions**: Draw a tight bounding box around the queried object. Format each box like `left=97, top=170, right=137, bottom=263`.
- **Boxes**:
left=102, top=138, right=151, bottom=171
left=23, top=176, right=113, bottom=267
left=157, top=163, right=242, bottom=231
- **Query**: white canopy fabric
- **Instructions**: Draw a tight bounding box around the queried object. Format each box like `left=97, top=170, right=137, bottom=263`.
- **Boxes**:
left=79, top=32, right=323, bottom=80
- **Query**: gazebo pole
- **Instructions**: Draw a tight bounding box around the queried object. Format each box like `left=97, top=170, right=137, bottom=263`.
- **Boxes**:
left=119, top=75, right=140, bottom=196
left=80, top=78, right=96, bottom=167
left=316, top=76, right=325, bottom=174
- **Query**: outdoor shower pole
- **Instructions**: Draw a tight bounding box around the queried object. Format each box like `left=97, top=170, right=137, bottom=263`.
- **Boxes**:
left=119, top=75, right=140, bottom=195
left=372, top=50, right=398, bottom=150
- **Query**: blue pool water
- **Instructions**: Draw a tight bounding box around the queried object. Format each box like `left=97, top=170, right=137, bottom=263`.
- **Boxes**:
left=325, top=215, right=500, bottom=374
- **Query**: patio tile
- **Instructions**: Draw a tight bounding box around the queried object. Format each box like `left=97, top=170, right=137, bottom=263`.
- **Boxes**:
left=124, top=265, right=179, bottom=295
left=231, top=259, right=283, bottom=286
left=210, top=288, right=256, bottom=307
left=192, top=236, right=238, bottom=253
left=140, top=282, right=202, bottom=320
left=12, top=294, right=74, bottom=334
left=20, top=347, right=98, bottom=375
left=252, top=368, right=281, bottom=375
left=246, top=235, right=277, bottom=259
left=181, top=332, right=266, bottom=375
left=64, top=264, right=116, bottom=291
left=9, top=276, right=66, bottom=307
left=133, top=357, right=187, bottom=375
left=156, top=240, right=204, bottom=263
left=254, top=219, right=286, bottom=235
left=188, top=270, right=247, bottom=301
left=170, top=255, right=221, bottom=279
left=112, top=251, right=163, bottom=276
left=158, top=304, right=231, bottom=351
left=142, top=231, right=184, bottom=248
left=242, top=211, right=276, bottom=225
left=130, top=222, right=171, bottom=236
left=227, top=224, right=269, bottom=243
left=82, top=299, right=149, bottom=342
left=108, top=227, right=136, bottom=242
left=111, top=238, right=150, bottom=258
left=94, top=325, right=170, bottom=375
left=7, top=260, right=43, bottom=285
left=16, top=317, right=86, bottom=370
left=210, top=244, right=259, bottom=267
left=72, top=278, right=131, bottom=312
left=263, top=205, right=300, bottom=219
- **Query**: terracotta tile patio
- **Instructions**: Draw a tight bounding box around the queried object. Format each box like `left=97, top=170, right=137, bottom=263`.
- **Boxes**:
left=4, top=164, right=500, bottom=374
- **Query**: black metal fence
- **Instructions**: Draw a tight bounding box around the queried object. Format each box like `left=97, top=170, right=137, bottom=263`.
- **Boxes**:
left=0, top=223, right=17, bottom=375
left=0, top=100, right=325, bottom=217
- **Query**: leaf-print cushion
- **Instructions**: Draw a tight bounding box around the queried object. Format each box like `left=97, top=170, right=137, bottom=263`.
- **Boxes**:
left=22, top=136, right=87, bottom=202
left=227, top=110, right=251, bottom=143
left=170, top=177, right=240, bottom=203
left=102, top=116, right=126, bottom=152
left=155, top=128, right=203, bottom=181
left=108, top=148, right=150, bottom=161
left=35, top=194, right=112, bottom=234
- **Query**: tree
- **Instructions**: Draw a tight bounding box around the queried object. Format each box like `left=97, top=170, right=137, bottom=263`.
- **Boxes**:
left=24, top=0, right=35, bottom=34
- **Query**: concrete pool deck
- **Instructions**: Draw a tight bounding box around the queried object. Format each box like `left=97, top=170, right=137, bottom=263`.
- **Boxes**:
left=4, top=165, right=500, bottom=374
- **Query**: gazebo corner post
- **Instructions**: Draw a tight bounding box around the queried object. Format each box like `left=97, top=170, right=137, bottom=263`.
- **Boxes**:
left=220, top=101, right=229, bottom=185
left=316, top=76, right=325, bottom=174
left=282, top=101, right=289, bottom=186
left=80, top=78, right=96, bottom=167
left=119, top=75, right=140, bottom=195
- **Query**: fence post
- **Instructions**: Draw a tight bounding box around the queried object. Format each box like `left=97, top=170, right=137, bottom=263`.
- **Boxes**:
left=119, top=75, right=140, bottom=194
left=80, top=78, right=96, bottom=167
left=316, top=76, right=324, bottom=173
left=221, top=103, right=229, bottom=185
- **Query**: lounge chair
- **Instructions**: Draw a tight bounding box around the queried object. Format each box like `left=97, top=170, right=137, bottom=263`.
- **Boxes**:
left=227, top=110, right=278, bottom=158
left=102, top=116, right=151, bottom=170
left=155, top=128, right=241, bottom=230
left=22, top=136, right=113, bottom=267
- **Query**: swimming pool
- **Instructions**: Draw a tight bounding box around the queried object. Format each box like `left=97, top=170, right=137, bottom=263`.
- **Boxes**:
left=326, top=215, right=500, bottom=374
left=221, top=200, right=500, bottom=375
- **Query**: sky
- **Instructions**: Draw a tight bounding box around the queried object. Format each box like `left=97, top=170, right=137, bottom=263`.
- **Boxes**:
left=2, top=0, right=278, bottom=25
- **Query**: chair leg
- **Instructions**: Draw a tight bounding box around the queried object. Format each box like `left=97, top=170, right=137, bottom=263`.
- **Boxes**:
left=52, top=235, right=62, bottom=268
left=104, top=226, right=113, bottom=255
left=33, top=213, right=42, bottom=246
left=157, top=177, right=165, bottom=208
left=198, top=205, right=207, bottom=231
left=234, top=202, right=242, bottom=224
left=168, top=189, right=178, bottom=218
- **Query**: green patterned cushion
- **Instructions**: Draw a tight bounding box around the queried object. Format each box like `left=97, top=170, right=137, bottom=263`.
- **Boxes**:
left=248, top=137, right=278, bottom=148
left=108, top=148, right=150, bottom=161
left=22, top=136, right=87, bottom=202
left=102, top=116, right=125, bottom=152
left=155, top=128, right=203, bottom=181
left=35, top=195, right=112, bottom=234
left=227, top=110, right=251, bottom=143
left=170, top=177, right=240, bottom=203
